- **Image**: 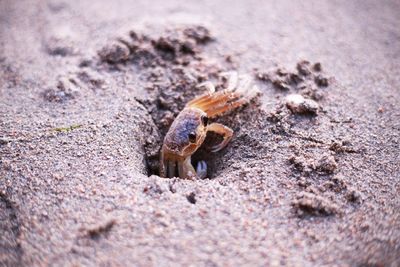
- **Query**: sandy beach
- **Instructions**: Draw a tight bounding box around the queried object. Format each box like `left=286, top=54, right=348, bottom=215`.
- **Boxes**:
left=1, top=0, right=399, bottom=266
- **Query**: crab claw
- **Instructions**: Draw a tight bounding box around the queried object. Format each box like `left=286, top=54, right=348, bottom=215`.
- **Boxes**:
left=196, top=160, right=207, bottom=179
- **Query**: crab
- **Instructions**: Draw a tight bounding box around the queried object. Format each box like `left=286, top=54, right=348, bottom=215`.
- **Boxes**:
left=159, top=72, right=259, bottom=179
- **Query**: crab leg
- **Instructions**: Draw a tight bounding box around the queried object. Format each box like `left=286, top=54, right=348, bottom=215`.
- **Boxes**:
left=186, top=82, right=216, bottom=107
left=189, top=77, right=256, bottom=115
left=207, top=123, right=233, bottom=152
left=220, top=71, right=239, bottom=91
left=159, top=151, right=165, bottom=177
left=196, top=92, right=238, bottom=111
left=186, top=93, right=213, bottom=107
left=178, top=157, right=196, bottom=179
left=196, top=81, right=216, bottom=93
left=187, top=89, right=230, bottom=108
left=168, top=160, right=177, bottom=178
left=206, top=98, right=248, bottom=118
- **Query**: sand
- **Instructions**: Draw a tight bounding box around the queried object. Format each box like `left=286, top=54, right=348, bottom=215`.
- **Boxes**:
left=1, top=0, right=399, bottom=266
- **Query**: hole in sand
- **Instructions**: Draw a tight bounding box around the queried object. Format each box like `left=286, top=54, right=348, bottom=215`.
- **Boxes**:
left=95, top=24, right=266, bottom=179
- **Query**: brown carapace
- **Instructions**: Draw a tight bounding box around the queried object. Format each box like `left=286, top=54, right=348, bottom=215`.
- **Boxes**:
left=160, top=72, right=259, bottom=179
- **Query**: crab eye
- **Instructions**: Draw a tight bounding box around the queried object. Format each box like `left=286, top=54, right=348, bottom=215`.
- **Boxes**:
left=201, top=115, right=209, bottom=126
left=188, top=132, right=197, bottom=143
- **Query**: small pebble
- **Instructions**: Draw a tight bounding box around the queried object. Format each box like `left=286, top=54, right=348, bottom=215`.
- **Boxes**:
left=285, top=94, right=319, bottom=114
